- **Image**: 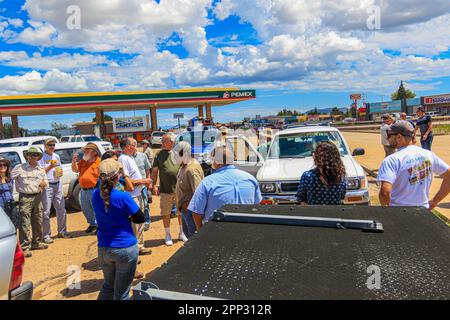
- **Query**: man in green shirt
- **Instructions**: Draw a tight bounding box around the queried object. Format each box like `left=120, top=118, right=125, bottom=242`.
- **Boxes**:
left=151, top=133, right=187, bottom=245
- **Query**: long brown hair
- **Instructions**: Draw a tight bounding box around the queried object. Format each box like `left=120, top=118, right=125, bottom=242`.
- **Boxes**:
left=99, top=173, right=118, bottom=211
left=313, top=141, right=346, bottom=186
left=0, top=160, right=12, bottom=183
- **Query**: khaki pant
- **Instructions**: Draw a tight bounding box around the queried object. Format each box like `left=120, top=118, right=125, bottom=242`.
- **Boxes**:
left=132, top=195, right=145, bottom=251
left=160, top=193, right=177, bottom=217
left=19, top=193, right=44, bottom=251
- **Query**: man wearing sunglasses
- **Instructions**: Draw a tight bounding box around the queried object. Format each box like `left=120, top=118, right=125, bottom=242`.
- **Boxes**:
left=11, top=147, right=49, bottom=257
left=39, top=138, right=70, bottom=244
left=378, top=120, right=450, bottom=209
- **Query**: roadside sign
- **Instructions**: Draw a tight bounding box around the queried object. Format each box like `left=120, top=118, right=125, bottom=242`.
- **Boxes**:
left=173, top=113, right=184, bottom=119
left=350, top=94, right=362, bottom=100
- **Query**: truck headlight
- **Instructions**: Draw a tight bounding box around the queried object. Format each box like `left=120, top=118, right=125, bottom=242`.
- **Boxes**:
left=346, top=177, right=366, bottom=190
left=260, top=183, right=276, bottom=193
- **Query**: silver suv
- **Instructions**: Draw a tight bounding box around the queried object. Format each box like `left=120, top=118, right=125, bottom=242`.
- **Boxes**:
left=0, top=208, right=33, bottom=300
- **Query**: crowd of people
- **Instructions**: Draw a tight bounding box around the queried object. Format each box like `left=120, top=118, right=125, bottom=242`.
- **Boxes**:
left=1, top=116, right=450, bottom=300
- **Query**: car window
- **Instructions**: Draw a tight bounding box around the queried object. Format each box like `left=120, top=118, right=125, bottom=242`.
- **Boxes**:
left=75, top=137, right=83, bottom=142
left=60, top=137, right=69, bottom=142
left=269, top=131, right=349, bottom=159
left=32, top=140, right=45, bottom=145
left=0, top=151, right=22, bottom=168
left=0, top=141, right=29, bottom=147
left=83, top=136, right=101, bottom=141
left=152, top=132, right=165, bottom=137
left=55, top=148, right=82, bottom=164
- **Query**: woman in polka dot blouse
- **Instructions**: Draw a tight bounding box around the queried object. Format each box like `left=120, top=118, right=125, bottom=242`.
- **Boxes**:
left=296, top=141, right=347, bottom=205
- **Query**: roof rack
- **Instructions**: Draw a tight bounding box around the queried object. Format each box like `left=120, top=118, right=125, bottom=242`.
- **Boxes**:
left=213, top=210, right=384, bottom=233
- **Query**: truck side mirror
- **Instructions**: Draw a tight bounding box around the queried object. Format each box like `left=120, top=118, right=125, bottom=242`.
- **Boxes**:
left=352, top=148, right=365, bottom=156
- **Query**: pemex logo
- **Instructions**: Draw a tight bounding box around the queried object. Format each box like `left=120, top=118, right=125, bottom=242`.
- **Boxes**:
left=223, top=92, right=230, bottom=99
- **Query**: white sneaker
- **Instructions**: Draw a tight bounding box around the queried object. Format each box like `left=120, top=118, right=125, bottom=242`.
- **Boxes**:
left=165, top=235, right=173, bottom=246
left=179, top=232, right=188, bottom=242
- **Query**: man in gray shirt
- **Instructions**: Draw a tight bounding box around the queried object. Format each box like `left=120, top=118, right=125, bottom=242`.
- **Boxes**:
left=380, top=113, right=395, bottom=157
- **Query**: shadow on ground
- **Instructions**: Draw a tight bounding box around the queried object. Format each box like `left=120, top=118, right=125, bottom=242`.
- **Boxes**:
left=60, top=279, right=103, bottom=298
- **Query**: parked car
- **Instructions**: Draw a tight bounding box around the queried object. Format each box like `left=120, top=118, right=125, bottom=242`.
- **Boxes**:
left=0, top=136, right=59, bottom=148
left=150, top=131, right=165, bottom=147
left=60, top=135, right=112, bottom=150
left=228, top=126, right=369, bottom=205
left=0, top=142, right=107, bottom=210
left=0, top=208, right=33, bottom=300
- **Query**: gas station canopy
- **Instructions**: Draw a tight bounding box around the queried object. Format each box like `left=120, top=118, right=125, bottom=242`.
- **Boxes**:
left=0, top=87, right=256, bottom=116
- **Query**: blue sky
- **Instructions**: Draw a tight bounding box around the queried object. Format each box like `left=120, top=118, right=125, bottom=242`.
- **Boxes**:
left=1, top=0, right=450, bottom=129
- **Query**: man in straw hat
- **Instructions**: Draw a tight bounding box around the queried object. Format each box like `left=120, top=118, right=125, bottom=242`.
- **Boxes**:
left=72, top=142, right=101, bottom=234
left=39, top=137, right=70, bottom=244
left=11, top=146, right=49, bottom=257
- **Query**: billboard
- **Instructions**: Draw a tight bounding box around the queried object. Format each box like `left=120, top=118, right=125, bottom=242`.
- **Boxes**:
left=113, top=116, right=148, bottom=133
left=350, top=94, right=362, bottom=100
left=423, top=94, right=450, bottom=105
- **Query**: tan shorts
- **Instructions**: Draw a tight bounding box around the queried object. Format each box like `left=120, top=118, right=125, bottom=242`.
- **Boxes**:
left=160, top=193, right=177, bottom=217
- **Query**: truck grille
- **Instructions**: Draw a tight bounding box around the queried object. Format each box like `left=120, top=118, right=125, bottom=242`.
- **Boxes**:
left=280, top=182, right=299, bottom=193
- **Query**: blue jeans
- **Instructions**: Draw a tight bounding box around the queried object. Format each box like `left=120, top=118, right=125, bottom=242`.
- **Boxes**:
left=97, top=245, right=138, bottom=300
left=141, top=187, right=150, bottom=225
left=181, top=210, right=196, bottom=239
left=421, top=135, right=433, bottom=151
left=80, top=188, right=97, bottom=227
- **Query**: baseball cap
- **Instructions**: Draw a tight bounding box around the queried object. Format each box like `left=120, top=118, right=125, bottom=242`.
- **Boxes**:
left=81, top=142, right=100, bottom=155
left=99, top=158, right=122, bottom=177
left=45, top=137, right=58, bottom=145
left=417, top=106, right=425, bottom=112
left=142, top=139, right=150, bottom=145
left=388, top=120, right=415, bottom=137
left=381, top=113, right=391, bottom=120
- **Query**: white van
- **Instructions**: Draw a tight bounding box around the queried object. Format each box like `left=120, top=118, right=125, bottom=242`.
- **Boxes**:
left=0, top=136, right=59, bottom=148
left=0, top=142, right=106, bottom=210
left=60, top=135, right=112, bottom=151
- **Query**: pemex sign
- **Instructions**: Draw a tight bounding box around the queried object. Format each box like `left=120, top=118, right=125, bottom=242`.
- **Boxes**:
left=222, top=90, right=255, bottom=99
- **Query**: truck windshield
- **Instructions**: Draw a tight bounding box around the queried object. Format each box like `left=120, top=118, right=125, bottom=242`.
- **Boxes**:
left=268, top=131, right=349, bottom=159
left=177, top=130, right=218, bottom=146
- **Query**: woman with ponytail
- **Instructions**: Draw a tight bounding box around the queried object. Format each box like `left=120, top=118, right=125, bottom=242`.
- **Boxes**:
left=91, top=158, right=145, bottom=300
left=296, top=141, right=347, bottom=205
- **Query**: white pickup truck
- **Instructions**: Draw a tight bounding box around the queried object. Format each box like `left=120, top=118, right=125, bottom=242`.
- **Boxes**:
left=225, top=126, right=369, bottom=205
left=0, top=141, right=107, bottom=210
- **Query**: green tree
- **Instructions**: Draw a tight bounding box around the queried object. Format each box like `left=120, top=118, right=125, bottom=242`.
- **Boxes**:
left=92, top=113, right=113, bottom=122
left=391, top=81, right=416, bottom=100
left=331, top=107, right=343, bottom=116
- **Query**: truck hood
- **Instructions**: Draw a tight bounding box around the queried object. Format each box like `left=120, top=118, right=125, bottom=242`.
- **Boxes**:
left=257, top=155, right=364, bottom=181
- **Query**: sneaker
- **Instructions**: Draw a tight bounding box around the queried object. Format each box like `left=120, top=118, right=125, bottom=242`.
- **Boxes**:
left=43, top=237, right=54, bottom=244
left=179, top=232, right=188, bottom=242
left=56, top=232, right=72, bottom=239
left=31, top=242, right=48, bottom=250
left=144, top=224, right=150, bottom=232
left=165, top=235, right=173, bottom=246
left=24, top=250, right=32, bottom=258
left=85, top=225, right=98, bottom=234
left=138, top=248, right=152, bottom=256
left=134, top=271, right=144, bottom=279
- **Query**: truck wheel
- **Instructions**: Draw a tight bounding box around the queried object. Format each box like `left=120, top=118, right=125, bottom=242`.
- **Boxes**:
left=70, top=184, right=82, bottom=211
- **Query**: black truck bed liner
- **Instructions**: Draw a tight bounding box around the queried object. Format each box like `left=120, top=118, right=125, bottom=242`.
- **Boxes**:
left=140, top=205, right=450, bottom=299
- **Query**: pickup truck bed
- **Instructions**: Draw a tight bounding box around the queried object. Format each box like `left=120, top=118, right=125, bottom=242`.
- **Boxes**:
left=135, top=205, right=450, bottom=300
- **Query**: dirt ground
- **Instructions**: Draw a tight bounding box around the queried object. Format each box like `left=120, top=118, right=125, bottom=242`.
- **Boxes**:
left=22, top=132, right=450, bottom=300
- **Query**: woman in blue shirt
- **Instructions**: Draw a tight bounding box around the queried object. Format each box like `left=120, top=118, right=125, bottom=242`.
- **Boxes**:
left=0, top=157, right=17, bottom=228
left=92, top=158, right=145, bottom=300
left=296, top=142, right=347, bottom=205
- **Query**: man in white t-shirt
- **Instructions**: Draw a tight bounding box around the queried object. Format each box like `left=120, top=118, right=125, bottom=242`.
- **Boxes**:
left=119, top=137, right=152, bottom=260
left=378, top=120, right=450, bottom=209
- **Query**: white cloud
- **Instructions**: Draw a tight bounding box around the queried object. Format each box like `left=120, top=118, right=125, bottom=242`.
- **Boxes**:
left=0, top=69, right=87, bottom=95
left=2, top=52, right=108, bottom=71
